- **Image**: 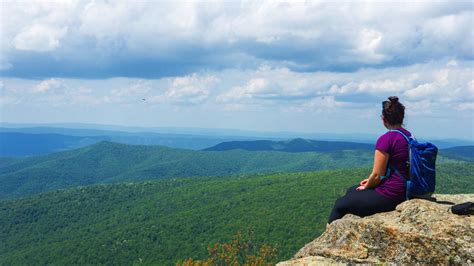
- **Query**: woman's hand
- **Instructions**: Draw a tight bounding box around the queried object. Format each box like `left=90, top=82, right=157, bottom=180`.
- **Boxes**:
left=356, top=185, right=366, bottom=191
left=359, top=179, right=368, bottom=186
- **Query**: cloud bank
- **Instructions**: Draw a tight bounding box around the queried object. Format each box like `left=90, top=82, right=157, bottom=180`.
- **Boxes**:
left=1, top=0, right=472, bottom=78
left=0, top=1, right=472, bottom=139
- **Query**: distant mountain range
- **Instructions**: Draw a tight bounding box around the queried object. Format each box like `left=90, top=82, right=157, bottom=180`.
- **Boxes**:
left=439, top=146, right=474, bottom=162
left=0, top=122, right=380, bottom=141
left=2, top=124, right=472, bottom=157
left=0, top=141, right=376, bottom=199
left=0, top=132, right=103, bottom=157
left=0, top=129, right=262, bottom=156
left=203, top=138, right=374, bottom=152
left=204, top=139, right=474, bottom=161
left=1, top=138, right=472, bottom=199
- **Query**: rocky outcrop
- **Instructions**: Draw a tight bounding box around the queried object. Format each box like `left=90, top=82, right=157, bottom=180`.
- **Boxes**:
left=278, top=194, right=474, bottom=265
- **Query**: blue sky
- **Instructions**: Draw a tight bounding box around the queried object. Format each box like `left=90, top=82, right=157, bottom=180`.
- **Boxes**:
left=0, top=1, right=473, bottom=139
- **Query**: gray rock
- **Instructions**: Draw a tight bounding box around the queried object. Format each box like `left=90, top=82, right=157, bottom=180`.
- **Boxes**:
left=278, top=194, right=474, bottom=265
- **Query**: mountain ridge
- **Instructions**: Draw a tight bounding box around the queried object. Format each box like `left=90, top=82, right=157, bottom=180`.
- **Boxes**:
left=203, top=138, right=374, bottom=152
left=0, top=141, right=375, bottom=199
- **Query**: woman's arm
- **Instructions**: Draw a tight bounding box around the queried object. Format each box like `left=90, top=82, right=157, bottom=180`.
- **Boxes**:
left=357, top=149, right=389, bottom=190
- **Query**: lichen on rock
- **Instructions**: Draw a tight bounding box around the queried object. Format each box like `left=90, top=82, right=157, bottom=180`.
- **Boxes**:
left=278, top=194, right=474, bottom=265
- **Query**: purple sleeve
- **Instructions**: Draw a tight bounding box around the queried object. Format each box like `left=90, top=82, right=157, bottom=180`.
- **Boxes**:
left=376, top=133, right=392, bottom=153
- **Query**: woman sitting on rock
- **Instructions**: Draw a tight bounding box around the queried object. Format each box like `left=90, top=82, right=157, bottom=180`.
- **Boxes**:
left=328, top=96, right=409, bottom=224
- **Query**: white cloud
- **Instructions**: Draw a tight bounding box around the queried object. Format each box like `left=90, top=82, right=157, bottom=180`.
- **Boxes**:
left=0, top=78, right=102, bottom=107
left=35, top=78, right=66, bottom=93
left=1, top=1, right=472, bottom=77
left=149, top=74, right=218, bottom=105
left=446, top=60, right=458, bottom=67
left=216, top=78, right=269, bottom=103
left=353, top=28, right=387, bottom=63
left=13, top=24, right=68, bottom=52
left=404, top=83, right=436, bottom=99
left=403, top=67, right=473, bottom=102
left=404, top=99, right=435, bottom=115
left=454, top=102, right=474, bottom=111
left=301, top=96, right=347, bottom=112
left=1, top=58, right=472, bottom=139
left=213, top=59, right=473, bottom=117
left=330, top=79, right=409, bottom=96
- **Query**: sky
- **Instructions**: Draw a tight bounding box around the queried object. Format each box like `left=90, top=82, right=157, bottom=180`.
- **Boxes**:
left=0, top=0, right=473, bottom=140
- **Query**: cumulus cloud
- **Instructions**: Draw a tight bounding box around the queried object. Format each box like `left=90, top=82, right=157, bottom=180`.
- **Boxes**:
left=1, top=56, right=472, bottom=138
left=0, top=78, right=102, bottom=107
left=2, top=1, right=76, bottom=52
left=3, top=58, right=471, bottom=115
left=149, top=74, right=218, bottom=105
left=213, top=59, right=473, bottom=116
left=216, top=66, right=320, bottom=104
left=35, top=78, right=66, bottom=93
left=280, top=96, right=348, bottom=114
left=0, top=1, right=472, bottom=78
left=454, top=102, right=474, bottom=111
left=353, top=28, right=387, bottom=63
left=13, top=25, right=68, bottom=52
left=217, top=78, right=269, bottom=103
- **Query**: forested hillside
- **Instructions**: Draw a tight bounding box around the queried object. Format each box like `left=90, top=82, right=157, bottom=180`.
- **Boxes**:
left=0, top=141, right=374, bottom=199
left=439, top=146, right=474, bottom=162
left=1, top=163, right=472, bottom=265
left=203, top=138, right=374, bottom=152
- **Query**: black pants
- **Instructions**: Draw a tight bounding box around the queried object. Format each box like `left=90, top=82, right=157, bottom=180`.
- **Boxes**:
left=328, top=185, right=404, bottom=224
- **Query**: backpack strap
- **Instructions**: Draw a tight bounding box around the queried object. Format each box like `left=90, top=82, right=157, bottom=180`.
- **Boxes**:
left=384, top=129, right=412, bottom=199
left=389, top=129, right=413, bottom=173
left=389, top=129, right=413, bottom=142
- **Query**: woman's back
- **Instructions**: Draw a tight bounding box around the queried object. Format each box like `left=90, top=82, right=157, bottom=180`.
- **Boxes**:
left=375, top=127, right=411, bottom=200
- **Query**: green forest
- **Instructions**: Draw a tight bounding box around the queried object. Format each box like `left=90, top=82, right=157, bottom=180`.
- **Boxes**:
left=1, top=141, right=470, bottom=200
left=0, top=141, right=376, bottom=199
left=1, top=162, right=473, bottom=265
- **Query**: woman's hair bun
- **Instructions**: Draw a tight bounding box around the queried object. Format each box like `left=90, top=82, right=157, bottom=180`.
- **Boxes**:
left=382, top=96, right=405, bottom=125
left=388, top=96, right=399, bottom=103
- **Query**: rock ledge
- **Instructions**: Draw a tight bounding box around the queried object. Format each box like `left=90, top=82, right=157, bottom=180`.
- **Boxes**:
left=278, top=194, right=474, bottom=265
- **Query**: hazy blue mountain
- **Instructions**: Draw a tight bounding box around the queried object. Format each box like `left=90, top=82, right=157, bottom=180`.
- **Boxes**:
left=0, top=132, right=104, bottom=157
left=3, top=122, right=472, bottom=148
left=439, top=146, right=474, bottom=162
left=0, top=141, right=375, bottom=199
left=0, top=122, right=375, bottom=141
left=0, top=128, right=263, bottom=155
left=420, top=139, right=474, bottom=149
left=0, top=157, right=18, bottom=168
left=203, top=138, right=374, bottom=152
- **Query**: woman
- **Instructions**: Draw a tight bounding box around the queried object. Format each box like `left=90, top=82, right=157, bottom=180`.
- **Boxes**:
left=328, top=96, right=409, bottom=224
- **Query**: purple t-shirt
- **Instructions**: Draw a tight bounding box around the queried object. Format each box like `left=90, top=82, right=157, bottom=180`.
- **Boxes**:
left=375, top=128, right=411, bottom=200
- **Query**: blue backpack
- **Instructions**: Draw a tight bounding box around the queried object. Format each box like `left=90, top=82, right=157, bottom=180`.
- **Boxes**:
left=385, top=129, right=438, bottom=200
